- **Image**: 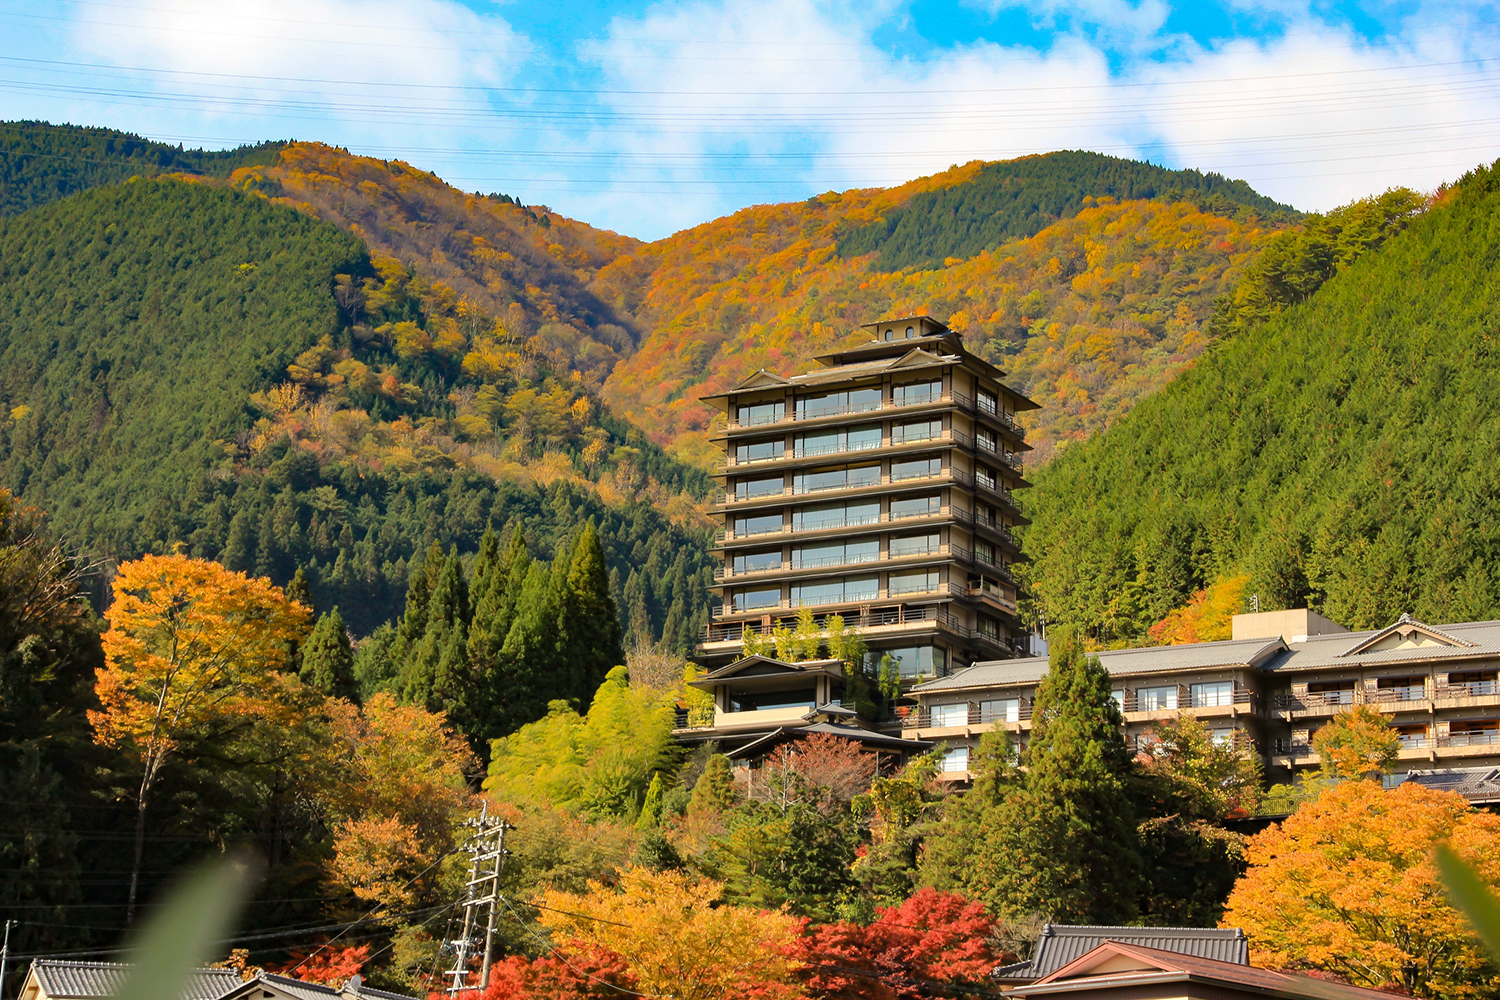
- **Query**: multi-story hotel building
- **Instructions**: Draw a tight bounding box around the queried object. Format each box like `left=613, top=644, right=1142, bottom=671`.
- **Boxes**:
left=903, top=607, right=1500, bottom=798
left=683, top=315, right=1038, bottom=753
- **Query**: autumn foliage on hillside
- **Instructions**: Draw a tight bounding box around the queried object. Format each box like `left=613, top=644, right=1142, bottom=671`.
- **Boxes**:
left=602, top=189, right=1277, bottom=467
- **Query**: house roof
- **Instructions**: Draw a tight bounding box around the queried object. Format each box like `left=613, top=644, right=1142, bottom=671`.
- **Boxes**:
left=915, top=637, right=1285, bottom=695
left=1263, top=618, right=1500, bottom=673
left=726, top=721, right=930, bottom=760
left=25, top=960, right=242, bottom=1000
left=223, top=974, right=413, bottom=1000
left=689, top=655, right=846, bottom=690
left=1400, top=766, right=1500, bottom=803
left=1015, top=941, right=1399, bottom=1000
left=992, top=924, right=1247, bottom=982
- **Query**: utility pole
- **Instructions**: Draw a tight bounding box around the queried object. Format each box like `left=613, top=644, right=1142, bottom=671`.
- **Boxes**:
left=1, top=919, right=14, bottom=1000
left=444, top=805, right=511, bottom=994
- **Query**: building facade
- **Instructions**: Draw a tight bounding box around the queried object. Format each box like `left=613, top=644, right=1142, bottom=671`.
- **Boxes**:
left=695, top=315, right=1038, bottom=678
left=682, top=315, right=1038, bottom=754
left=904, top=608, right=1500, bottom=785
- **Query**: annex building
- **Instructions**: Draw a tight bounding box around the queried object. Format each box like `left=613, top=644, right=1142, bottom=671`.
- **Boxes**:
left=685, top=315, right=1038, bottom=754
left=904, top=607, right=1500, bottom=789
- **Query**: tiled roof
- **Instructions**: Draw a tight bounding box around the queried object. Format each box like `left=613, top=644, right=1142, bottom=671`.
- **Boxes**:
left=993, top=924, right=1246, bottom=981
left=915, top=637, right=1284, bottom=695
left=1264, top=619, right=1500, bottom=672
left=1019, top=942, right=1399, bottom=1000
left=245, top=974, right=413, bottom=1000
left=1400, top=766, right=1500, bottom=802
left=29, top=960, right=242, bottom=1000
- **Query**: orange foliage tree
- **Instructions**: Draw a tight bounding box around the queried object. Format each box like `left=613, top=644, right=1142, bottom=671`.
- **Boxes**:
left=1147, top=573, right=1249, bottom=645
left=1221, top=780, right=1500, bottom=998
left=89, top=553, right=307, bottom=920
left=1311, top=704, right=1400, bottom=780
left=268, top=944, right=371, bottom=986
left=323, top=693, right=477, bottom=912
left=535, top=867, right=803, bottom=1000
left=436, top=945, right=637, bottom=1000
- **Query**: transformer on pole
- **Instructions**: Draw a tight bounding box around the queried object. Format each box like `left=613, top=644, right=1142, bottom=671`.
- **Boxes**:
left=444, top=804, right=512, bottom=994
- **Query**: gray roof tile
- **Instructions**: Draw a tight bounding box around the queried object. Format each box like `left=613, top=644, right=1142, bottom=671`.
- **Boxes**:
left=994, top=924, right=1247, bottom=981
left=31, top=961, right=242, bottom=1000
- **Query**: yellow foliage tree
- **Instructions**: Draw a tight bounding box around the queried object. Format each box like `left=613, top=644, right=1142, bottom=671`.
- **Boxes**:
left=537, top=867, right=803, bottom=1000
left=1222, top=780, right=1500, bottom=998
left=1312, top=704, right=1400, bottom=780
left=90, top=554, right=308, bottom=920
left=1148, top=573, right=1249, bottom=645
left=323, top=692, right=477, bottom=911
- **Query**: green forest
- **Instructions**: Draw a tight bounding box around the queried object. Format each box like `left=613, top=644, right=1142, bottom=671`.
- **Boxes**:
left=836, top=149, right=1299, bottom=271
left=0, top=121, right=286, bottom=217
left=1020, top=163, right=1500, bottom=641
left=0, top=177, right=715, bottom=643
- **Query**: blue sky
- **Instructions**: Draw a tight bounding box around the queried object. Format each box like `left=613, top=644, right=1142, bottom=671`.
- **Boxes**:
left=2, top=0, right=1497, bottom=239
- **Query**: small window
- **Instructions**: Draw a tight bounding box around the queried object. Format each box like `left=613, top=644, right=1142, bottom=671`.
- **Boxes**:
left=890, top=495, right=941, bottom=520
left=732, top=587, right=781, bottom=612
left=733, top=550, right=782, bottom=574
left=738, top=401, right=783, bottom=426
left=930, top=703, right=968, bottom=727
left=905, top=325, right=915, bottom=338
left=889, top=568, right=940, bottom=595
left=1209, top=728, right=1237, bottom=747
left=1191, top=681, right=1234, bottom=707
left=981, top=698, right=1020, bottom=723
left=1111, top=689, right=1126, bottom=711
left=892, top=456, right=942, bottom=481
left=940, top=747, right=970, bottom=773
left=890, top=533, right=939, bottom=558
left=1138, top=686, right=1178, bottom=711
left=734, top=513, right=783, bottom=537
left=736, top=475, right=783, bottom=500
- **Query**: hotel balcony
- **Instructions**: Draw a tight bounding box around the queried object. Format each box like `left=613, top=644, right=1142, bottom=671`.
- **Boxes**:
left=1113, top=684, right=1259, bottom=723
left=717, top=464, right=1021, bottom=513
left=711, top=541, right=1015, bottom=586
left=1274, top=685, right=1440, bottom=719
left=713, top=581, right=1018, bottom=622
left=716, top=426, right=1027, bottom=481
left=899, top=700, right=1033, bottom=739
left=717, top=387, right=1029, bottom=445
left=714, top=504, right=1021, bottom=550
left=698, top=603, right=1014, bottom=657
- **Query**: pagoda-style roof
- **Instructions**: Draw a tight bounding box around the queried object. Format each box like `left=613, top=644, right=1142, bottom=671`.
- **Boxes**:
left=726, top=720, right=931, bottom=760
left=690, top=655, right=847, bottom=692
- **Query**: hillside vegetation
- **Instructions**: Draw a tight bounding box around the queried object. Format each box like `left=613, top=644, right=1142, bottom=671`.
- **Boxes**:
left=1020, top=162, right=1500, bottom=641
left=837, top=150, right=1298, bottom=271
left=0, top=120, right=284, bottom=217
left=604, top=186, right=1280, bottom=465
left=0, top=178, right=714, bottom=644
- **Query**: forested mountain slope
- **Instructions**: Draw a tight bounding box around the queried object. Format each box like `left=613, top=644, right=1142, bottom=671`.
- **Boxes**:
left=0, top=120, right=284, bottom=216
left=1019, top=161, right=1500, bottom=641
left=0, top=178, right=714, bottom=644
left=603, top=187, right=1282, bottom=466
left=836, top=150, right=1298, bottom=271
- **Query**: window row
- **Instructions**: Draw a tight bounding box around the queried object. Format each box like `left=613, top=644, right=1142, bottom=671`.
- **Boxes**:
left=730, top=568, right=946, bottom=611
left=734, top=420, right=953, bottom=464
left=734, top=379, right=948, bottom=426
left=1109, top=681, right=1237, bottom=712
left=734, top=456, right=948, bottom=498
left=731, top=534, right=942, bottom=574
left=732, top=496, right=945, bottom=536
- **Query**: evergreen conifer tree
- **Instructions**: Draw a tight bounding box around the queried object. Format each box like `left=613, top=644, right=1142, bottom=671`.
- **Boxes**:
left=688, top=754, right=738, bottom=816
left=399, top=547, right=471, bottom=713
left=637, top=772, right=664, bottom=828
left=923, top=630, right=1140, bottom=922
left=299, top=608, right=358, bottom=701
left=490, top=560, right=559, bottom=736
left=394, top=541, right=446, bottom=655
left=560, top=522, right=624, bottom=706
left=284, top=567, right=314, bottom=613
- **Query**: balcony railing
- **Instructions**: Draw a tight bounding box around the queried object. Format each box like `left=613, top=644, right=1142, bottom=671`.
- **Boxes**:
left=1273, top=739, right=1316, bottom=757
left=719, top=581, right=986, bottom=619
left=700, top=604, right=1008, bottom=646
left=1114, top=685, right=1255, bottom=714
left=1437, top=680, right=1500, bottom=699
left=1275, top=689, right=1357, bottom=710
left=1367, top=685, right=1428, bottom=704
left=1276, top=685, right=1448, bottom=710
left=722, top=463, right=1021, bottom=507
left=716, top=505, right=1019, bottom=544
left=899, top=700, right=1034, bottom=729
left=728, top=389, right=1029, bottom=441
left=1442, top=730, right=1500, bottom=748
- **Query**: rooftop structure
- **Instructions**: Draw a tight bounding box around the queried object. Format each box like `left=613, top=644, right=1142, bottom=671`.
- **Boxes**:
left=994, top=925, right=1248, bottom=984
left=19, top=963, right=413, bottom=1000
left=686, top=315, right=1038, bottom=753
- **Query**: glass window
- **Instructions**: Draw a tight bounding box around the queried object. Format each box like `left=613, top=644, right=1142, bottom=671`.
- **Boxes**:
left=976, top=466, right=996, bottom=491
left=794, top=423, right=882, bottom=457
left=893, top=380, right=942, bottom=406
left=978, top=390, right=998, bottom=415
left=733, top=550, right=782, bottom=574
left=1191, top=681, right=1234, bottom=707
left=794, top=465, right=880, bottom=495
left=792, top=575, right=878, bottom=606
left=981, top=698, right=1020, bottom=723
left=882, top=646, right=946, bottom=678
left=975, top=540, right=996, bottom=565
left=1209, top=728, right=1236, bottom=747
left=1111, top=689, right=1126, bottom=712
left=795, top=387, right=880, bottom=419
left=738, top=401, right=783, bottom=426
left=930, top=703, right=968, bottom=727
left=891, top=495, right=941, bottom=520
left=889, top=569, right=940, bottom=595
left=732, top=587, right=780, bottom=612
left=940, top=747, right=970, bottom=773
left=845, top=575, right=879, bottom=602
left=847, top=424, right=882, bottom=451
left=1138, top=686, right=1178, bottom=711
left=977, top=427, right=997, bottom=453
left=734, top=513, right=783, bottom=537
left=892, top=419, right=942, bottom=444
left=793, top=501, right=878, bottom=532
left=793, top=539, right=878, bottom=569
left=730, top=687, right=816, bottom=713
left=736, top=438, right=784, bottom=464
left=736, top=475, right=783, bottom=500
left=890, top=533, right=939, bottom=558
left=892, top=456, right=942, bottom=481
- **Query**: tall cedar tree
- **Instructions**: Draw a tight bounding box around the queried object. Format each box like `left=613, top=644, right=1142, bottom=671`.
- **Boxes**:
left=559, top=522, right=624, bottom=702
left=925, top=630, right=1140, bottom=922
left=399, top=546, right=470, bottom=713
left=300, top=609, right=358, bottom=702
